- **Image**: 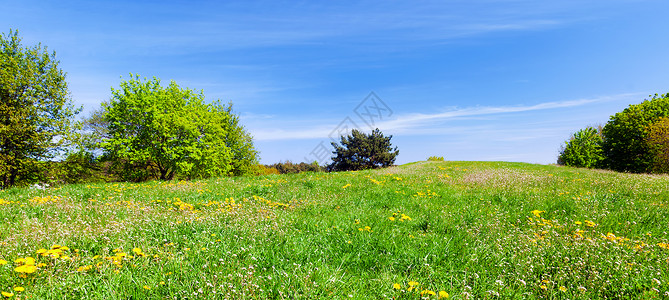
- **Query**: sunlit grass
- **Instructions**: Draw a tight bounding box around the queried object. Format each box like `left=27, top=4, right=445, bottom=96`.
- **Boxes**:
left=0, top=161, right=668, bottom=299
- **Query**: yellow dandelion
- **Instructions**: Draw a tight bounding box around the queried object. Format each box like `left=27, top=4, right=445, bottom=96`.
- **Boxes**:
left=393, top=283, right=401, bottom=290
left=0, top=259, right=6, bottom=265
left=540, top=285, right=547, bottom=290
left=143, top=285, right=151, bottom=290
left=388, top=216, right=396, bottom=221
left=421, top=290, right=436, bottom=296
left=559, top=286, right=567, bottom=292
left=574, top=221, right=582, bottom=225
left=1, top=292, right=13, bottom=298
left=14, top=265, right=37, bottom=274
left=531, top=210, right=544, bottom=218
left=12, top=287, right=23, bottom=292
left=439, top=291, right=450, bottom=298
left=77, top=265, right=93, bottom=272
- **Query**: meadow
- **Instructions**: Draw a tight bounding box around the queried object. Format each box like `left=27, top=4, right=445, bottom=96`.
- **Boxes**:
left=0, top=161, right=668, bottom=299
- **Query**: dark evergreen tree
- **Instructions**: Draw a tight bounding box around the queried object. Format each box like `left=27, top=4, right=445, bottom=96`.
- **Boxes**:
left=329, top=128, right=399, bottom=171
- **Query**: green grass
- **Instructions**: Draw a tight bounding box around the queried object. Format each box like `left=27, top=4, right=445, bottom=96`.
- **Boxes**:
left=1, top=161, right=668, bottom=299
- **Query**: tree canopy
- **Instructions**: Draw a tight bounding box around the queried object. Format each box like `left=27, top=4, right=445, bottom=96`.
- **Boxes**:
left=0, top=30, right=79, bottom=188
left=100, top=75, right=257, bottom=181
left=329, top=128, right=399, bottom=171
left=558, top=126, right=604, bottom=168
left=646, top=116, right=669, bottom=173
left=601, top=93, right=669, bottom=173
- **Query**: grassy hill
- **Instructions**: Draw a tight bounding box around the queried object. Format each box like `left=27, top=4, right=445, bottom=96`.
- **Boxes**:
left=0, top=161, right=668, bottom=299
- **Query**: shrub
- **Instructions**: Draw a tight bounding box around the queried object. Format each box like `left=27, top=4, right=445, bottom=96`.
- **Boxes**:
left=266, top=161, right=324, bottom=174
left=558, top=126, right=604, bottom=168
left=427, top=156, right=444, bottom=161
left=601, top=93, right=669, bottom=172
left=328, top=128, right=399, bottom=171
left=253, top=164, right=281, bottom=176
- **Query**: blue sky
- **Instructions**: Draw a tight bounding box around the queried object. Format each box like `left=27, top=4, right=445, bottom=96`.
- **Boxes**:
left=4, top=0, right=669, bottom=165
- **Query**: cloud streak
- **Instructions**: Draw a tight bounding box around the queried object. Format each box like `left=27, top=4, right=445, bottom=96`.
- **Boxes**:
left=249, top=93, right=640, bottom=141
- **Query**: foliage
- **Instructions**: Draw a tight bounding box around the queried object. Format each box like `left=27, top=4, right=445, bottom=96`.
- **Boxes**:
left=1, top=161, right=669, bottom=298
left=427, top=156, right=444, bottom=161
left=100, top=75, right=257, bottom=181
left=0, top=30, right=79, bottom=188
left=43, top=151, right=111, bottom=185
left=266, top=161, right=324, bottom=174
left=557, top=126, right=604, bottom=168
left=601, top=93, right=669, bottom=173
left=329, top=128, right=399, bottom=171
left=646, top=116, right=669, bottom=173
left=219, top=104, right=259, bottom=176
left=253, top=164, right=281, bottom=176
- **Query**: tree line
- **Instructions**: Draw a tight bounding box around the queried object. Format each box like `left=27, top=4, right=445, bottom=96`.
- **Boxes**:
left=1, top=30, right=400, bottom=188
left=558, top=93, right=669, bottom=173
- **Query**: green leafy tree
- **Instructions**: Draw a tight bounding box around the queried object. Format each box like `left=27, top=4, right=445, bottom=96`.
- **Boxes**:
left=101, top=75, right=257, bottom=181
left=601, top=93, right=669, bottom=172
left=219, top=104, right=260, bottom=176
left=646, top=116, right=669, bottom=173
left=329, top=128, right=399, bottom=171
left=558, top=126, right=604, bottom=168
left=0, top=30, right=79, bottom=188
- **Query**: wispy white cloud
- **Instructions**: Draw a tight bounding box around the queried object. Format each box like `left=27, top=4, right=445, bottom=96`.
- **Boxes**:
left=376, top=93, right=638, bottom=131
left=249, top=93, right=640, bottom=141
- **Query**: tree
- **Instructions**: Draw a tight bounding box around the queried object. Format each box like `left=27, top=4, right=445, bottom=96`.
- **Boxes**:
left=329, top=128, right=399, bottom=171
left=601, top=93, right=669, bottom=172
left=557, top=126, right=604, bottom=168
left=0, top=30, right=79, bottom=188
left=646, top=116, right=669, bottom=173
left=100, top=75, right=257, bottom=181
left=219, top=103, right=260, bottom=176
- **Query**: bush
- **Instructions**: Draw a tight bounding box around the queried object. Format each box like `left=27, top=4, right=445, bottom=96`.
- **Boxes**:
left=601, top=93, right=669, bottom=172
left=266, top=161, right=324, bottom=174
left=328, top=128, right=399, bottom=171
left=45, top=151, right=112, bottom=185
left=558, top=126, right=604, bottom=168
left=427, top=156, right=444, bottom=161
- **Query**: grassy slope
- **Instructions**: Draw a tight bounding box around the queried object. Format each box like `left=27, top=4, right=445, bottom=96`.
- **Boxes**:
left=0, top=161, right=668, bottom=299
